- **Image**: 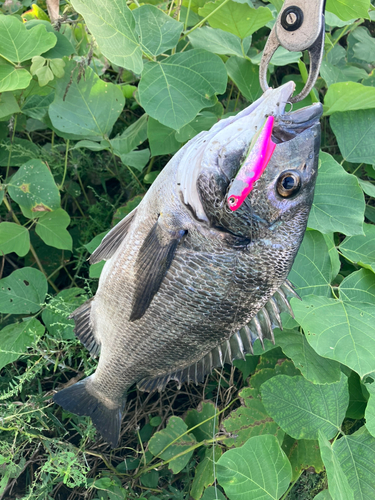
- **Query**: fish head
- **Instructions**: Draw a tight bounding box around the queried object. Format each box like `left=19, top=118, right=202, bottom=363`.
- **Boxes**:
left=184, top=81, right=322, bottom=242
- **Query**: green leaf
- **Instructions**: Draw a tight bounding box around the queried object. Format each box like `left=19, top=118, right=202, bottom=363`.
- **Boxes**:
left=112, top=196, right=143, bottom=225
left=0, top=138, right=40, bottom=167
left=314, top=491, right=333, bottom=500
left=0, top=222, right=30, bottom=257
left=261, top=373, right=349, bottom=440
left=288, top=230, right=336, bottom=297
left=30, top=56, right=46, bottom=75
left=333, top=428, right=375, bottom=499
left=119, top=149, right=150, bottom=171
left=148, top=416, right=197, bottom=474
left=330, top=109, right=375, bottom=164
left=226, top=57, right=262, bottom=102
left=339, top=269, right=375, bottom=303
left=233, top=354, right=259, bottom=380
left=35, top=65, right=54, bottom=87
left=201, top=486, right=226, bottom=500
left=275, top=329, right=341, bottom=384
left=0, top=267, right=48, bottom=314
left=364, top=381, right=375, bottom=437
left=0, top=65, right=32, bottom=92
left=281, top=435, right=324, bottom=481
left=250, top=46, right=302, bottom=67
left=318, top=431, right=354, bottom=500
left=89, top=261, right=105, bottom=279
left=217, top=434, right=292, bottom=500
left=325, top=0, right=370, bottom=21
left=189, top=27, right=246, bottom=57
left=70, top=0, right=143, bottom=74
left=50, top=59, right=65, bottom=79
left=147, top=117, right=181, bottom=156
left=35, top=209, right=72, bottom=251
left=320, top=61, right=367, bottom=87
left=73, top=140, right=109, bottom=152
left=138, top=50, right=227, bottom=130
left=222, top=392, right=284, bottom=447
left=22, top=93, right=54, bottom=121
left=49, top=60, right=125, bottom=139
left=25, top=20, right=76, bottom=59
left=185, top=401, right=218, bottom=442
left=175, top=112, right=218, bottom=142
left=352, top=27, right=375, bottom=64
left=42, top=288, right=86, bottom=340
left=0, top=318, right=44, bottom=371
left=346, top=371, right=368, bottom=419
left=358, top=179, right=375, bottom=198
left=0, top=16, right=56, bottom=63
left=307, top=153, right=365, bottom=236
left=198, top=1, right=273, bottom=39
left=190, top=447, right=222, bottom=500
left=110, top=114, right=148, bottom=156
left=339, top=223, right=375, bottom=273
left=292, top=295, right=375, bottom=378
left=133, top=5, right=183, bottom=56
left=0, top=92, right=20, bottom=120
left=8, top=159, right=60, bottom=212
left=324, top=83, right=375, bottom=115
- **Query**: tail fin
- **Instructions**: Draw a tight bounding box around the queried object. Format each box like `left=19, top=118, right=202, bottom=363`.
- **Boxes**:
left=53, top=377, right=123, bottom=448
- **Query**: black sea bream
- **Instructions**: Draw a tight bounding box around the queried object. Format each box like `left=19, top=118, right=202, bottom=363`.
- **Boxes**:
left=54, top=81, right=323, bottom=447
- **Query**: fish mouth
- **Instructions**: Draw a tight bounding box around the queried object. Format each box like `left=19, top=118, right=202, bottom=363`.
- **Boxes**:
left=272, top=102, right=323, bottom=143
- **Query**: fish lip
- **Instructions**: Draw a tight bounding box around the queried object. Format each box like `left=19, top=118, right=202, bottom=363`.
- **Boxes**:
left=273, top=102, right=323, bottom=143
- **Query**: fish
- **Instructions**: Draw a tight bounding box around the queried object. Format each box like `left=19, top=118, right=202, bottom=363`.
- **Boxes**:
left=53, top=81, right=323, bottom=448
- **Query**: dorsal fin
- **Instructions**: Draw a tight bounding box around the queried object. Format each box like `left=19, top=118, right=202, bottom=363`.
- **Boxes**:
left=90, top=208, right=138, bottom=264
left=137, top=280, right=299, bottom=393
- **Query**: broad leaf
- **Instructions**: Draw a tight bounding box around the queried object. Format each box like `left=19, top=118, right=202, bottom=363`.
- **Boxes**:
left=35, top=209, right=73, bottom=251
left=8, top=160, right=60, bottom=212
left=288, top=229, right=336, bottom=297
left=318, top=431, right=354, bottom=500
left=133, top=5, right=183, bottom=57
left=185, top=402, right=218, bottom=442
left=0, top=222, right=30, bottom=257
left=0, top=268, right=47, bottom=314
left=364, top=381, right=375, bottom=437
left=110, top=114, right=148, bottom=156
left=201, top=487, right=226, bottom=500
left=148, top=416, right=197, bottom=474
left=324, top=82, right=375, bottom=115
left=49, top=61, right=125, bottom=139
left=217, top=434, right=292, bottom=500
left=274, top=329, right=341, bottom=384
left=346, top=371, right=368, bottom=419
left=22, top=93, right=55, bottom=121
left=307, top=153, right=365, bottom=235
left=119, top=149, right=150, bottom=171
left=147, top=117, right=180, bottom=156
left=0, top=16, right=56, bottom=63
left=198, top=1, right=273, bottom=39
left=0, top=66, right=32, bottom=92
left=25, top=20, right=75, bottom=59
left=226, top=57, right=262, bottom=102
left=138, top=50, right=227, bottom=130
left=325, top=0, right=370, bottom=21
left=333, top=428, right=375, bottom=499
left=70, top=0, right=143, bottom=74
left=281, top=435, right=324, bottom=481
left=0, top=318, right=44, bottom=371
left=339, top=223, right=375, bottom=273
left=189, top=27, right=246, bottom=57
left=261, top=373, right=349, bottom=440
left=222, top=392, right=284, bottom=447
left=0, top=92, right=20, bottom=119
left=330, top=109, right=375, bottom=164
left=358, top=179, right=375, bottom=198
left=292, top=295, right=375, bottom=378
left=175, top=112, right=218, bottom=142
left=339, top=269, right=375, bottom=303
left=190, top=447, right=222, bottom=500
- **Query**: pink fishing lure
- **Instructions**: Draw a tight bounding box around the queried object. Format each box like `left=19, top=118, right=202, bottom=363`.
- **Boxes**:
left=227, top=115, right=276, bottom=211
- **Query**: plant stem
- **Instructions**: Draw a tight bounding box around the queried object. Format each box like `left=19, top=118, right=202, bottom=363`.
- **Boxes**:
left=59, top=140, right=70, bottom=190
left=183, top=0, right=231, bottom=38
left=184, top=0, right=192, bottom=31
left=280, top=472, right=302, bottom=500
left=6, top=114, right=17, bottom=181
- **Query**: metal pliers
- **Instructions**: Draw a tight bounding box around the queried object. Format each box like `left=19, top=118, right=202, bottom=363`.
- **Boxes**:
left=260, top=0, right=326, bottom=103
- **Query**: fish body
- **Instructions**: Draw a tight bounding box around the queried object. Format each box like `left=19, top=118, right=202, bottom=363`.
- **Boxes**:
left=54, top=82, right=323, bottom=447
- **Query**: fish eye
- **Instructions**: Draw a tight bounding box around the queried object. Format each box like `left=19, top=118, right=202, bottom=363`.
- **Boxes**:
left=276, top=171, right=301, bottom=198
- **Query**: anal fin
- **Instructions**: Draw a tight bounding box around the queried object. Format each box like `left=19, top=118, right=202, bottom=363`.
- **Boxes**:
left=69, top=298, right=100, bottom=357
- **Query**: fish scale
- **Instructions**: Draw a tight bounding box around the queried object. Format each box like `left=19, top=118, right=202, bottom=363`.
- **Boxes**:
left=54, top=82, right=323, bottom=447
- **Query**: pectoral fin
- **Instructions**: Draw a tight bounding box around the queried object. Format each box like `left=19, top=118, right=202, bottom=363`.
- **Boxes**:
left=90, top=208, right=137, bottom=264
left=130, top=220, right=186, bottom=322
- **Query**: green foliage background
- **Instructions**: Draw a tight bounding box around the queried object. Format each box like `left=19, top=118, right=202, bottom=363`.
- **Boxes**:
left=0, top=0, right=374, bottom=499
